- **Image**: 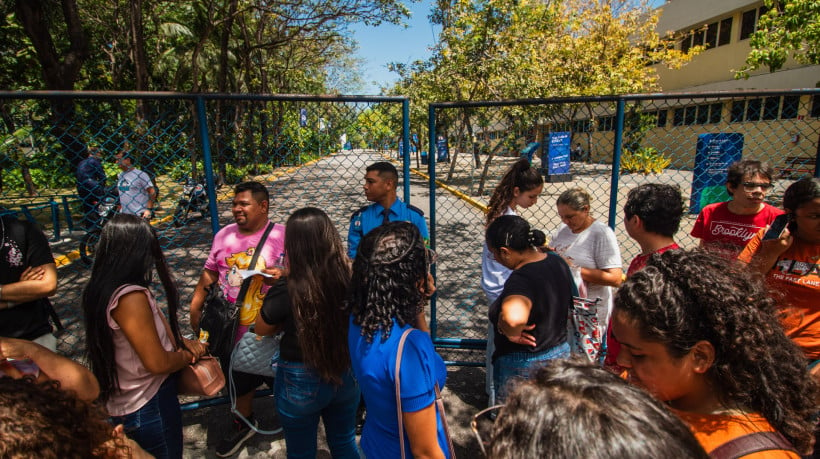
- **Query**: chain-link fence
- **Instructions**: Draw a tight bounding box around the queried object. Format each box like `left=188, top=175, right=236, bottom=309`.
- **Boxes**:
left=426, top=89, right=820, bottom=356
left=0, top=92, right=411, bottom=368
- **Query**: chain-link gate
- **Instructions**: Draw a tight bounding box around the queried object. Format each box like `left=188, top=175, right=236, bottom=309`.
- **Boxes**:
left=0, top=92, right=412, bottom=372
left=426, top=89, right=820, bottom=362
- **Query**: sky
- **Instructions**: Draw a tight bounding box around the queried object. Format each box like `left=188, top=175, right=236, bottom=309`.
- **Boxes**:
left=350, top=0, right=667, bottom=95
left=350, top=0, right=439, bottom=94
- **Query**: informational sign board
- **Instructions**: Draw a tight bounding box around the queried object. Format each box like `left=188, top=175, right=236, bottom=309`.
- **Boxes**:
left=543, top=131, right=572, bottom=182
left=436, top=136, right=449, bottom=162
left=299, top=108, right=307, bottom=127
left=690, top=133, right=744, bottom=214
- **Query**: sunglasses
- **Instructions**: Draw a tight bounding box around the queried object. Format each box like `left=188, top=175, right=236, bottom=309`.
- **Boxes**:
left=741, top=182, right=773, bottom=191
left=470, top=404, right=504, bottom=456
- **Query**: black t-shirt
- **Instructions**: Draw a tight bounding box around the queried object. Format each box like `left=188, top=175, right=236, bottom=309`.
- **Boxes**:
left=0, top=216, right=56, bottom=339
left=488, top=254, right=572, bottom=360
left=259, top=278, right=302, bottom=362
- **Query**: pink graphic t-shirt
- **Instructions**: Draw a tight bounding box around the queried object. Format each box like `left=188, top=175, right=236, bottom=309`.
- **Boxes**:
left=204, top=222, right=285, bottom=336
left=691, top=202, right=784, bottom=258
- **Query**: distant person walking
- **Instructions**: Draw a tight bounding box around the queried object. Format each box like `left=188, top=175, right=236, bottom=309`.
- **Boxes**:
left=76, top=146, right=107, bottom=228
left=115, top=152, right=156, bottom=219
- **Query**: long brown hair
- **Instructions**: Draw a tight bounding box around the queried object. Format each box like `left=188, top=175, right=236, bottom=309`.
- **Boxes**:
left=284, top=207, right=352, bottom=384
left=486, top=158, right=543, bottom=226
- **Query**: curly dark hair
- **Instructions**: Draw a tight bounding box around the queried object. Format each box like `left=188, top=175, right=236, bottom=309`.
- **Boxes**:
left=783, top=177, right=820, bottom=212
left=486, top=158, right=543, bottom=226
left=284, top=207, right=352, bottom=384
left=486, top=215, right=547, bottom=251
left=0, top=377, right=129, bottom=458
left=489, top=358, right=708, bottom=459
left=345, top=221, right=429, bottom=343
left=623, top=183, right=684, bottom=237
left=614, top=249, right=818, bottom=453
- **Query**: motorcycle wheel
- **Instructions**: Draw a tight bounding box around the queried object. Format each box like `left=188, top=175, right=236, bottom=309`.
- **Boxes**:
left=173, top=204, right=189, bottom=227
left=79, top=230, right=101, bottom=266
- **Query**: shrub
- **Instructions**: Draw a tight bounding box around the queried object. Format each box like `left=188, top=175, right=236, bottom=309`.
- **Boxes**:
left=620, top=147, right=671, bottom=175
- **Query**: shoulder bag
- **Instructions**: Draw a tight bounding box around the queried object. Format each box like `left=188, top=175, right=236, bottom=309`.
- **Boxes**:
left=178, top=356, right=226, bottom=396
left=198, top=222, right=274, bottom=366
left=395, top=328, right=456, bottom=459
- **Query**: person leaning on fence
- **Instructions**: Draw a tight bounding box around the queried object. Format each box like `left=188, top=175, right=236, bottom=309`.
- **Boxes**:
left=188, top=181, right=286, bottom=457
left=611, top=249, right=818, bottom=457
left=76, top=146, right=107, bottom=228
left=115, top=151, right=156, bottom=219
left=0, top=214, right=58, bottom=351
left=346, top=222, right=449, bottom=459
left=486, top=215, right=574, bottom=404
left=255, top=207, right=360, bottom=459
left=480, top=358, right=709, bottom=459
left=481, top=158, right=543, bottom=406
left=81, top=213, right=208, bottom=459
left=691, top=160, right=783, bottom=258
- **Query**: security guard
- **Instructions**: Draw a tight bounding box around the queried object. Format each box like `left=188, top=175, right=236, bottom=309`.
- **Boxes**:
left=347, top=161, right=429, bottom=259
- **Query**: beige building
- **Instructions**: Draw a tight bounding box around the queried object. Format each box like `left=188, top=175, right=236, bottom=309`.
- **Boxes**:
left=654, top=0, right=819, bottom=91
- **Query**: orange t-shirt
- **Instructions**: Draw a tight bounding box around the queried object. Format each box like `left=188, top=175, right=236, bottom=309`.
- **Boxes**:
left=738, top=230, right=820, bottom=359
left=675, top=411, right=798, bottom=458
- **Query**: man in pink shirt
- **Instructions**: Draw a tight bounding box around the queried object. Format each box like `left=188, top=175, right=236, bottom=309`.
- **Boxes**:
left=691, top=160, right=783, bottom=258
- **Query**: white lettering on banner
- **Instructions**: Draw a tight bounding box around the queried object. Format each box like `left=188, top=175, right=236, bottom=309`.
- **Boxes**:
left=709, top=223, right=757, bottom=242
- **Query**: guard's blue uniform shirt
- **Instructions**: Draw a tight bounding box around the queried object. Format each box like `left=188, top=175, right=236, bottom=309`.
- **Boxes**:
left=347, top=198, right=429, bottom=259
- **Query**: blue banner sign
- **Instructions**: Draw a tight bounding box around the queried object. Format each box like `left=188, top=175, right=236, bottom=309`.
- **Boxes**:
left=690, top=133, right=744, bottom=214
left=545, top=132, right=571, bottom=175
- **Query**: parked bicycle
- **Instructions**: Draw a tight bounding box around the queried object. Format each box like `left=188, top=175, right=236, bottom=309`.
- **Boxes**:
left=79, top=186, right=119, bottom=266
left=172, top=176, right=211, bottom=227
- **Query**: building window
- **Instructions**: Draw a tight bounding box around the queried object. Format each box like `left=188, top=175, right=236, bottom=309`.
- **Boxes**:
left=811, top=95, right=820, bottom=118
left=655, top=109, right=668, bottom=127
left=781, top=96, right=800, bottom=119
left=763, top=96, right=780, bottom=120
left=709, top=103, right=723, bottom=123
left=745, top=98, right=762, bottom=121
left=740, top=9, right=757, bottom=40
left=673, top=108, right=684, bottom=126
left=731, top=101, right=745, bottom=122
left=573, top=119, right=592, bottom=133
left=705, top=22, right=718, bottom=49
left=718, top=17, right=732, bottom=46
left=696, top=105, right=709, bottom=124
left=598, top=116, right=614, bottom=132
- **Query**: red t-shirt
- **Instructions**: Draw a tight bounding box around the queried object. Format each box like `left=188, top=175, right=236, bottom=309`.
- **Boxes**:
left=738, top=230, right=820, bottom=359
left=605, top=243, right=681, bottom=370
left=692, top=202, right=784, bottom=258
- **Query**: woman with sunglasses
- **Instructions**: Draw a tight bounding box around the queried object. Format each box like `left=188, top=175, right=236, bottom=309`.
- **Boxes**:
left=739, top=177, right=820, bottom=364
left=346, top=222, right=450, bottom=459
left=692, top=160, right=783, bottom=258
left=486, top=215, right=574, bottom=403
left=255, top=207, right=360, bottom=458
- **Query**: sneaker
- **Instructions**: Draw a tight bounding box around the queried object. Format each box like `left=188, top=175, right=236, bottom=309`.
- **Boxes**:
left=215, top=416, right=257, bottom=457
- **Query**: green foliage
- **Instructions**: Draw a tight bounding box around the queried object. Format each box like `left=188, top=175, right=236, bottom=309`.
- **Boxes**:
left=739, top=0, right=820, bottom=79
left=620, top=147, right=671, bottom=175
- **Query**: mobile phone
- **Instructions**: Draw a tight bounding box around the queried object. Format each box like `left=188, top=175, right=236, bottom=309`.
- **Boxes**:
left=2, top=358, right=40, bottom=377
left=762, top=214, right=791, bottom=241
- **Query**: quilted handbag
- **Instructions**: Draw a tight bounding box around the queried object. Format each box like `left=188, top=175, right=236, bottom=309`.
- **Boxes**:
left=567, top=297, right=603, bottom=363
left=229, top=331, right=281, bottom=378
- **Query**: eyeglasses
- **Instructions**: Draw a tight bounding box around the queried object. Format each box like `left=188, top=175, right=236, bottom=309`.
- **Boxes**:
left=471, top=404, right=503, bottom=456
left=742, top=182, right=773, bottom=191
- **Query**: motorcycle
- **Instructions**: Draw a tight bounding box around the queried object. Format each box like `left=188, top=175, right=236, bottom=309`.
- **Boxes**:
left=172, top=176, right=210, bottom=227
left=79, top=186, right=119, bottom=266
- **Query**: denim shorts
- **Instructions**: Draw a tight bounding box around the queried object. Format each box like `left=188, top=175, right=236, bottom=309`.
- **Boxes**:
left=493, top=341, right=570, bottom=403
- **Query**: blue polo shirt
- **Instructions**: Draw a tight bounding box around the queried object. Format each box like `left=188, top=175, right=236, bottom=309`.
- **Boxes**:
left=347, top=198, right=428, bottom=259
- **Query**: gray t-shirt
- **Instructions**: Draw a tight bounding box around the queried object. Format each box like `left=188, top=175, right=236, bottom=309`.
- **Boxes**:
left=117, top=168, right=152, bottom=215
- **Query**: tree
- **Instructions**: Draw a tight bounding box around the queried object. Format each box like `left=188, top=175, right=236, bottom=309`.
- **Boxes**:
left=738, top=0, right=820, bottom=79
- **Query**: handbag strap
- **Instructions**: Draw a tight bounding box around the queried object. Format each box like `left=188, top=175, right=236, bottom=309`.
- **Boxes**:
left=709, top=431, right=797, bottom=459
left=232, top=221, right=274, bottom=309
left=395, top=328, right=455, bottom=459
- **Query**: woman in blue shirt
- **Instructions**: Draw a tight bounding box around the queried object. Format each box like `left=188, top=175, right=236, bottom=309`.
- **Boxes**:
left=346, top=222, right=450, bottom=459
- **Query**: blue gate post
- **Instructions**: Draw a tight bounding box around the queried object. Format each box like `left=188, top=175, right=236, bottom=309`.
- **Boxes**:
left=61, top=196, right=75, bottom=232
left=195, top=96, right=221, bottom=236
left=49, top=200, right=60, bottom=241
left=402, top=100, right=411, bottom=202
left=427, top=104, right=438, bottom=341
left=607, top=98, right=626, bottom=230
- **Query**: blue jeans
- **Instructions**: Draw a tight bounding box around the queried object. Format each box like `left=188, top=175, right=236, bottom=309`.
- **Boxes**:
left=111, top=374, right=182, bottom=459
left=494, top=341, right=570, bottom=403
left=275, top=360, right=361, bottom=459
